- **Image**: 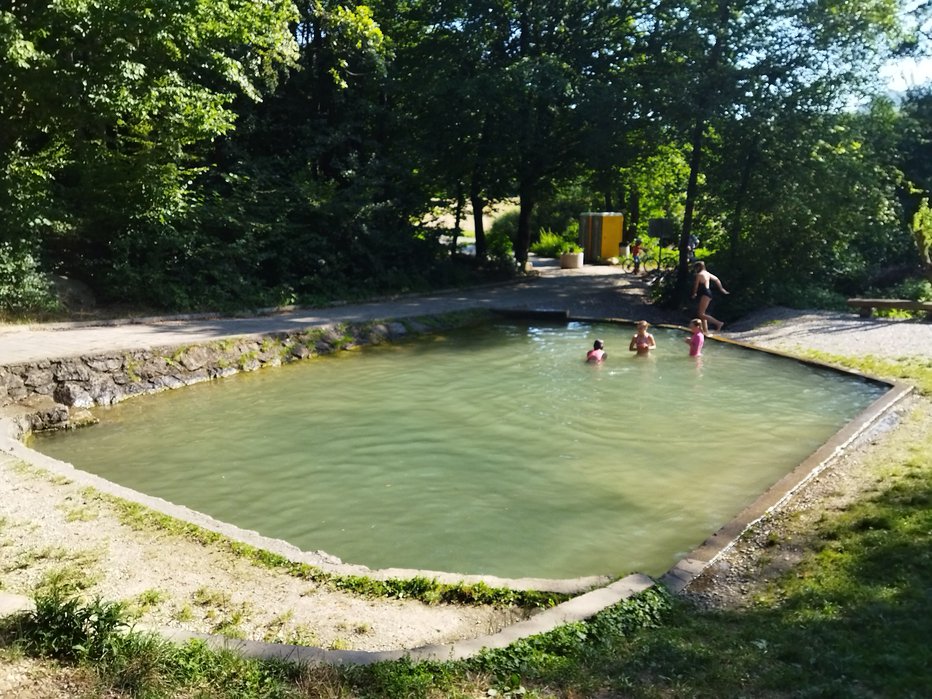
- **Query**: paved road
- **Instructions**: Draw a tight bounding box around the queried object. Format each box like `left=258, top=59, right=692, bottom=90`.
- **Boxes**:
left=0, top=262, right=680, bottom=365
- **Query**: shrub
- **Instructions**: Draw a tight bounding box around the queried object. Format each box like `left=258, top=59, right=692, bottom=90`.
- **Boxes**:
left=530, top=229, right=567, bottom=257
left=17, top=588, right=127, bottom=662
left=0, top=241, right=59, bottom=316
left=486, top=221, right=517, bottom=269
left=875, top=276, right=932, bottom=302
left=531, top=228, right=582, bottom=258
left=489, top=210, right=519, bottom=246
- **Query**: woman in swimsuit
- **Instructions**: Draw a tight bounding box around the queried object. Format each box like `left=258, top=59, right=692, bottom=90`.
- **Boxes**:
left=691, top=261, right=729, bottom=335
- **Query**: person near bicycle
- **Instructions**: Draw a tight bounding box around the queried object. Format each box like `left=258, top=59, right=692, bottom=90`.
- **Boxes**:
left=630, top=238, right=643, bottom=274
left=691, top=261, right=729, bottom=335
left=687, top=234, right=699, bottom=264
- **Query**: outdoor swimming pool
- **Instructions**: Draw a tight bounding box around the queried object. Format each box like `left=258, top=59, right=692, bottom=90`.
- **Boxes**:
left=32, top=321, right=886, bottom=579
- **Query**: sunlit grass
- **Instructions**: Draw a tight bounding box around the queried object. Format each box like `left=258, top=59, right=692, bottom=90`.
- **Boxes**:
left=801, top=350, right=932, bottom=395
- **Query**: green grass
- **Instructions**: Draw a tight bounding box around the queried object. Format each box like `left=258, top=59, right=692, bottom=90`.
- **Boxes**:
left=801, top=350, right=932, bottom=395
left=584, top=437, right=932, bottom=697
left=101, top=493, right=565, bottom=610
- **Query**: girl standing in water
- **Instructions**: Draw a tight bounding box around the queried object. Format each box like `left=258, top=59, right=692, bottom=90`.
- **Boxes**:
left=629, top=320, right=656, bottom=356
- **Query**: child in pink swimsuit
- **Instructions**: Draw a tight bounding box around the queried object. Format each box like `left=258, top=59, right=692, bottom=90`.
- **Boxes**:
left=586, top=339, right=607, bottom=363
left=686, top=319, right=704, bottom=356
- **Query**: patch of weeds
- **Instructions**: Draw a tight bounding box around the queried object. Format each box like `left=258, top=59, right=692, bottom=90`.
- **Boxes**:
left=48, top=473, right=72, bottom=486
left=173, top=604, right=194, bottom=623
left=211, top=605, right=249, bottom=639
left=286, top=624, right=320, bottom=647
left=336, top=620, right=372, bottom=636
left=8, top=459, right=38, bottom=476
left=60, top=504, right=97, bottom=523
left=123, top=355, right=141, bottom=383
left=125, top=589, right=166, bottom=619
left=98, top=631, right=173, bottom=696
left=36, top=562, right=99, bottom=596
left=6, top=545, right=70, bottom=573
left=78, top=486, right=99, bottom=500
left=329, top=637, right=351, bottom=651
left=167, top=346, right=190, bottom=367
left=262, top=610, right=294, bottom=643
left=192, top=586, right=232, bottom=609
left=238, top=350, right=260, bottom=369
left=357, top=656, right=462, bottom=699
left=16, top=587, right=128, bottom=662
left=191, top=587, right=250, bottom=637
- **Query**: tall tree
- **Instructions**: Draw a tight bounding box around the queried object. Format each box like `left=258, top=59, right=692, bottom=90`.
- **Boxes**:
left=0, top=0, right=297, bottom=302
left=644, top=0, right=905, bottom=299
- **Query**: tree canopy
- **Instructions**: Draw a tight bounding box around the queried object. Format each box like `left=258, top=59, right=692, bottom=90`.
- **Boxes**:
left=0, top=0, right=928, bottom=315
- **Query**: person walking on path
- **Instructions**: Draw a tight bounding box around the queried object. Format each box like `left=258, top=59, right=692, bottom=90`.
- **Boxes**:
left=691, top=261, right=729, bottom=334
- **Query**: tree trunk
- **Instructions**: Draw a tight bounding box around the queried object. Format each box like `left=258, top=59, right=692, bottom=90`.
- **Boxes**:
left=627, top=185, right=640, bottom=243
left=515, top=184, right=535, bottom=267
left=728, top=133, right=759, bottom=268
left=676, top=0, right=732, bottom=301
left=676, top=114, right=705, bottom=298
left=470, top=174, right=487, bottom=262
left=451, top=182, right=464, bottom=255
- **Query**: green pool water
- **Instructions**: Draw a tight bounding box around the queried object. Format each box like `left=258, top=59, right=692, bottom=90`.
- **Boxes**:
left=32, top=321, right=885, bottom=579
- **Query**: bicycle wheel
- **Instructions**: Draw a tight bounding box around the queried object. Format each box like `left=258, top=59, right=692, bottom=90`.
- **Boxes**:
left=641, top=254, right=658, bottom=272
left=620, top=257, right=635, bottom=273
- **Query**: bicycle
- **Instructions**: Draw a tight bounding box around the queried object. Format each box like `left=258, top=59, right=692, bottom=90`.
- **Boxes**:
left=640, top=245, right=679, bottom=272
left=619, top=255, right=639, bottom=273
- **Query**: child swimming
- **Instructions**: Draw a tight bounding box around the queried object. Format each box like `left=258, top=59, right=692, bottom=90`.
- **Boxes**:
left=586, top=339, right=607, bottom=363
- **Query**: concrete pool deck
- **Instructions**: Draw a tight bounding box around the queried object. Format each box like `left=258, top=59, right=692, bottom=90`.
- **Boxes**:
left=0, top=258, right=928, bottom=665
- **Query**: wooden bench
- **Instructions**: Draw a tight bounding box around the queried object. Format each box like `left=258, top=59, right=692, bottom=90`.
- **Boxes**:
left=846, top=297, right=932, bottom=319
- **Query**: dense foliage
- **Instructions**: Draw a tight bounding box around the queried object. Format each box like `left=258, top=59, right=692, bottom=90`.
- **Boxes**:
left=0, top=0, right=929, bottom=314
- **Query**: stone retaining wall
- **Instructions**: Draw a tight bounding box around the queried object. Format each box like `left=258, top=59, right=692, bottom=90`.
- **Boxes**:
left=0, top=314, right=477, bottom=434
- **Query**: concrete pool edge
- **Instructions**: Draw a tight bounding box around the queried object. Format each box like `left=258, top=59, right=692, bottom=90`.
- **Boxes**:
left=0, top=421, right=609, bottom=596
left=0, top=573, right=656, bottom=665
left=0, top=310, right=913, bottom=665
left=658, top=375, right=913, bottom=593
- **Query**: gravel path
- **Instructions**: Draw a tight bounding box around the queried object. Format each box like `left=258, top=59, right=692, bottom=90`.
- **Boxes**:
left=723, top=306, right=932, bottom=360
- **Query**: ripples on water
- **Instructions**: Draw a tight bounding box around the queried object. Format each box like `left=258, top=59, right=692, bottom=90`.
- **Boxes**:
left=33, top=322, right=884, bottom=579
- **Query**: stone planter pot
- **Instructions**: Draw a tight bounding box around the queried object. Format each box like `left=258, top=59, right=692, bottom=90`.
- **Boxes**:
left=560, top=252, right=584, bottom=269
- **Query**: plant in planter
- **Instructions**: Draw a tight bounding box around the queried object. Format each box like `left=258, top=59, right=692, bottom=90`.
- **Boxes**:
left=560, top=242, right=584, bottom=268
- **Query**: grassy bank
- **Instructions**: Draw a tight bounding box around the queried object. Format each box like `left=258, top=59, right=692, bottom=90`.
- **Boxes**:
left=2, top=361, right=930, bottom=698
